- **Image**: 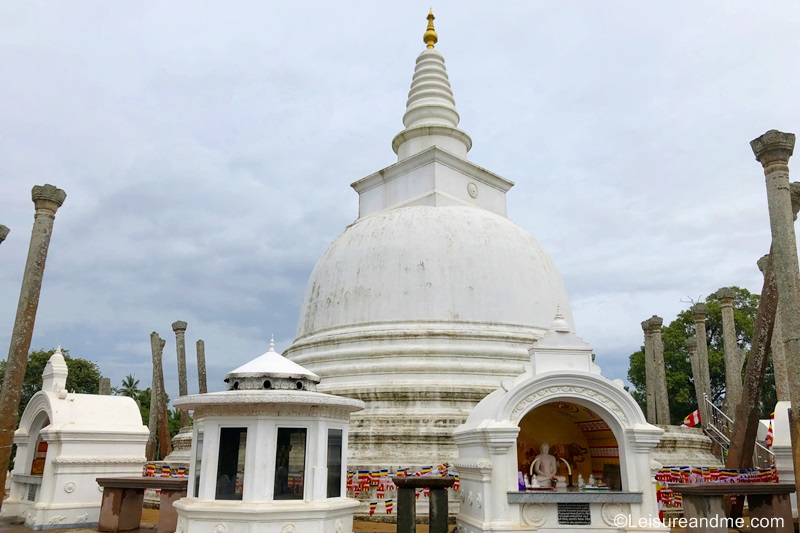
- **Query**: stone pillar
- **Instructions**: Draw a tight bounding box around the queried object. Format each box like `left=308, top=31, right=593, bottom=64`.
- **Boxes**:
left=692, top=303, right=712, bottom=425
left=0, top=184, right=66, bottom=492
left=148, top=333, right=171, bottom=460
left=757, top=254, right=792, bottom=402
left=641, top=320, right=656, bottom=424
left=685, top=337, right=704, bottom=412
left=172, top=320, right=189, bottom=427
left=751, top=129, right=800, bottom=510
left=648, top=316, right=671, bottom=425
left=716, top=287, right=743, bottom=417
left=196, top=339, right=207, bottom=394
left=0, top=225, right=9, bottom=245
left=99, top=377, right=111, bottom=395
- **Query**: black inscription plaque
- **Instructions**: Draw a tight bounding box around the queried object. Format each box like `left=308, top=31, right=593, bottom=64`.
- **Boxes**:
left=557, top=502, right=591, bottom=525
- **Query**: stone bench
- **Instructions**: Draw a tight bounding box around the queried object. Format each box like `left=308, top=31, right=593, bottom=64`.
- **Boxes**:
left=669, top=482, right=794, bottom=533
left=96, top=477, right=188, bottom=533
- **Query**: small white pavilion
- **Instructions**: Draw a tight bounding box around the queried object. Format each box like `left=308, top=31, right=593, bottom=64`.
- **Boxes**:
left=1, top=348, right=148, bottom=530
left=173, top=338, right=364, bottom=533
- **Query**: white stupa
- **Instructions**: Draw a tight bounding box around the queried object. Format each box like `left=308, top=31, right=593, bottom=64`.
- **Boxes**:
left=284, top=11, right=574, bottom=472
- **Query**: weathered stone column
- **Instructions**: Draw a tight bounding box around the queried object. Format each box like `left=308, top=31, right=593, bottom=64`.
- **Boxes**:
left=641, top=319, right=656, bottom=424
left=0, top=184, right=66, bottom=493
left=196, top=339, right=207, bottom=394
left=751, top=129, right=800, bottom=509
left=692, top=303, right=712, bottom=425
left=148, top=332, right=172, bottom=460
left=685, top=336, right=704, bottom=411
left=98, top=377, right=111, bottom=395
left=648, top=316, right=671, bottom=425
left=758, top=254, right=791, bottom=401
left=172, top=320, right=189, bottom=427
left=716, top=287, right=743, bottom=417
left=0, top=225, right=9, bottom=245
left=763, top=183, right=800, bottom=402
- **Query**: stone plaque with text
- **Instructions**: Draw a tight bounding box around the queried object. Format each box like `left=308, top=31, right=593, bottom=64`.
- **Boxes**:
left=557, top=502, right=591, bottom=525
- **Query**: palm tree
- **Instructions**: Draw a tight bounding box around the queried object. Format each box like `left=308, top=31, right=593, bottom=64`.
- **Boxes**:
left=116, top=374, right=140, bottom=398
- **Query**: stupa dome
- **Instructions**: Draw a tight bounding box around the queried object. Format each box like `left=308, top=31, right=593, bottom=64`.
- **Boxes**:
left=297, top=205, right=573, bottom=337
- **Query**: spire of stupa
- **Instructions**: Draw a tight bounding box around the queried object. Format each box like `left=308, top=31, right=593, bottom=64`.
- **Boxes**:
left=392, top=10, right=472, bottom=161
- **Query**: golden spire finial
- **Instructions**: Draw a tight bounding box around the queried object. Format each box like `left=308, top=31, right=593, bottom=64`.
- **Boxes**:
left=423, top=9, right=438, bottom=49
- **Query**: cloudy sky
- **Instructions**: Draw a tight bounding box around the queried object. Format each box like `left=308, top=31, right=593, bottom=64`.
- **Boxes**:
left=2, top=2, right=799, bottom=405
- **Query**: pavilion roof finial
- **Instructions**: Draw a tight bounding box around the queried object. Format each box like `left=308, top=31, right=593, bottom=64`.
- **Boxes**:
left=424, top=9, right=438, bottom=49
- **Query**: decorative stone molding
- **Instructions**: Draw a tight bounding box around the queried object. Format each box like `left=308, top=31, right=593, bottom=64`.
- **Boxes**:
left=601, top=502, right=629, bottom=526
left=521, top=502, right=547, bottom=527
left=510, top=385, right=629, bottom=424
left=213, top=524, right=227, bottom=533
left=452, top=458, right=492, bottom=470
left=64, top=481, right=76, bottom=493
left=76, top=514, right=88, bottom=523
left=47, top=515, right=67, bottom=525
left=281, top=524, right=297, bottom=533
left=52, top=455, right=147, bottom=465
left=335, top=519, right=343, bottom=533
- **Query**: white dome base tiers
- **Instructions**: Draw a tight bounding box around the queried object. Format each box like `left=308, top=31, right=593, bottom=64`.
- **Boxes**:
left=286, top=321, right=552, bottom=471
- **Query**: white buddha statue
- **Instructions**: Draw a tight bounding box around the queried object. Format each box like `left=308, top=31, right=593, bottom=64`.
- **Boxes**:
left=533, top=442, right=558, bottom=482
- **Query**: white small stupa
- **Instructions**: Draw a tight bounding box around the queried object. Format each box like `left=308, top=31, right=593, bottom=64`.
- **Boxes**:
left=2, top=347, right=148, bottom=530
left=173, top=337, right=364, bottom=533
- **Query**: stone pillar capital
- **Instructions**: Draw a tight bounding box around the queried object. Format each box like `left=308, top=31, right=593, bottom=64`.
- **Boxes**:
left=751, top=130, right=795, bottom=170
left=31, top=184, right=67, bottom=214
left=641, top=319, right=650, bottom=333
left=684, top=336, right=697, bottom=350
left=172, top=320, right=188, bottom=333
left=0, top=225, right=9, bottom=244
left=715, top=287, right=736, bottom=306
left=691, top=303, right=708, bottom=320
left=647, top=315, right=663, bottom=332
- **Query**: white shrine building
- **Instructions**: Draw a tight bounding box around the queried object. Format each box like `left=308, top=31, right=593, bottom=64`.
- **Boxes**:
left=2, top=348, right=148, bottom=530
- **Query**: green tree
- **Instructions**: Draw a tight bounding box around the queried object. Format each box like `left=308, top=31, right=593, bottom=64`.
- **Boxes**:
left=627, top=287, right=773, bottom=424
left=136, top=387, right=151, bottom=425
left=113, top=374, right=141, bottom=398
left=0, top=348, right=102, bottom=420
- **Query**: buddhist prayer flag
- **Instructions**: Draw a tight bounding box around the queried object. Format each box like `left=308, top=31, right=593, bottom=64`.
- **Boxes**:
left=421, top=465, right=433, bottom=475
left=369, top=502, right=377, bottom=516
left=385, top=499, right=394, bottom=514
left=682, top=409, right=701, bottom=427
left=766, top=420, right=774, bottom=448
